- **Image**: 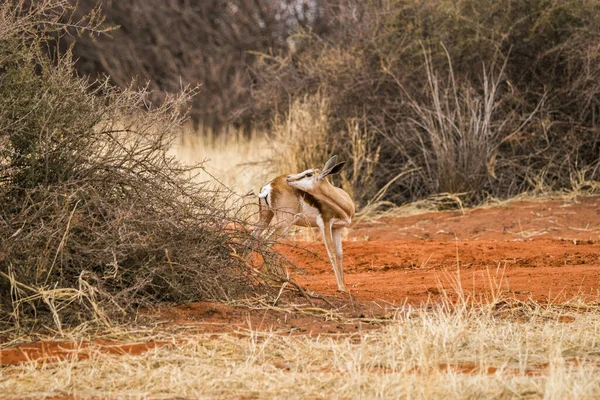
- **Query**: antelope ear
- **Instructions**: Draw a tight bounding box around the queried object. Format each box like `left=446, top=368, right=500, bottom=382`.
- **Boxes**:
left=328, top=161, right=346, bottom=176
left=320, top=161, right=346, bottom=179
left=322, top=155, right=338, bottom=173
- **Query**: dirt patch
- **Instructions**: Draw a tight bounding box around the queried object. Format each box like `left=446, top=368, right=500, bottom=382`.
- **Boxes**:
left=2, top=196, right=599, bottom=366
left=0, top=340, right=166, bottom=366
left=284, top=196, right=600, bottom=303
left=287, top=238, right=600, bottom=303
left=349, top=197, right=600, bottom=242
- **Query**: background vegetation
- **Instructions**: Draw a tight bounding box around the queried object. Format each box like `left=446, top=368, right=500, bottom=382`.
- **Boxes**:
left=64, top=0, right=329, bottom=132
left=69, top=0, right=599, bottom=206
left=1, top=4, right=599, bottom=396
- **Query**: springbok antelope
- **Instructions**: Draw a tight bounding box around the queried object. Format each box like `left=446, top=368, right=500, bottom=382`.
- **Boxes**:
left=252, top=156, right=355, bottom=292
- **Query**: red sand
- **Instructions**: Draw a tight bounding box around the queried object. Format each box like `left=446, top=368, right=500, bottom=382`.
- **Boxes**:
left=289, top=196, right=600, bottom=303
left=0, top=340, right=166, bottom=366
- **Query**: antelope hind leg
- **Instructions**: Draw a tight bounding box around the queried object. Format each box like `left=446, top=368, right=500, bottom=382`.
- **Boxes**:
left=332, top=227, right=347, bottom=291
left=317, top=216, right=347, bottom=292
left=245, top=199, right=274, bottom=258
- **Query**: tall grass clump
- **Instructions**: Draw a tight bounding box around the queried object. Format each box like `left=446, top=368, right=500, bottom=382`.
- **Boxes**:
left=254, top=0, right=600, bottom=207
left=270, top=94, right=331, bottom=176
left=0, top=1, right=280, bottom=333
left=270, top=94, right=380, bottom=204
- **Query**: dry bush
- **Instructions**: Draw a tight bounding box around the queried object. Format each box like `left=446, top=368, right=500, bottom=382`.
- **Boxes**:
left=0, top=1, right=286, bottom=333
left=253, top=0, right=600, bottom=207
left=385, top=51, right=540, bottom=203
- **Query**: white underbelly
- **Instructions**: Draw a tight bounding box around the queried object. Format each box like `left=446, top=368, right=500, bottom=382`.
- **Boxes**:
left=292, top=200, right=320, bottom=227
left=293, top=200, right=351, bottom=228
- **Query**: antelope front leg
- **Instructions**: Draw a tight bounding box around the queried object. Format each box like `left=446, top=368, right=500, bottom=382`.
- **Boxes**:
left=317, top=216, right=347, bottom=292
left=251, top=212, right=273, bottom=240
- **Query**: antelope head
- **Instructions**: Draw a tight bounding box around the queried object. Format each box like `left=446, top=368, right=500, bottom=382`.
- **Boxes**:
left=285, top=155, right=346, bottom=193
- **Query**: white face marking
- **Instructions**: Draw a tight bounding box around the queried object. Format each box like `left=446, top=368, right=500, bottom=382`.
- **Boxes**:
left=258, top=183, right=271, bottom=198
left=286, top=168, right=318, bottom=192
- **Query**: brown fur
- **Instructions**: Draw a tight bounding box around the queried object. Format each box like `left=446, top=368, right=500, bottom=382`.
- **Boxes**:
left=252, top=158, right=356, bottom=291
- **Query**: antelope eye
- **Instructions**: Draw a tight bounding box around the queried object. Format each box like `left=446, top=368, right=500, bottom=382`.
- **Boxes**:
left=305, top=173, right=313, bottom=178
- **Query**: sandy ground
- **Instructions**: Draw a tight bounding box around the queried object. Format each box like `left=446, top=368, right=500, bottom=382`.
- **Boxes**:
left=2, top=195, right=599, bottom=365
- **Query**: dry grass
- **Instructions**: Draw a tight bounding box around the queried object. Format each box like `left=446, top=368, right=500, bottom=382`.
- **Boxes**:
left=2, top=294, right=600, bottom=399
left=357, top=183, right=600, bottom=224
left=172, top=126, right=274, bottom=197
left=270, top=94, right=331, bottom=178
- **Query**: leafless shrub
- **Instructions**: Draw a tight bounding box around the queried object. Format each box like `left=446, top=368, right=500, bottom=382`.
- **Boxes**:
left=63, top=0, right=330, bottom=132
left=392, top=50, right=542, bottom=202
left=0, top=0, right=288, bottom=333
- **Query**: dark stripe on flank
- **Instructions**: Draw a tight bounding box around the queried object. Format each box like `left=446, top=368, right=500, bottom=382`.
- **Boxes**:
left=301, top=192, right=322, bottom=214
